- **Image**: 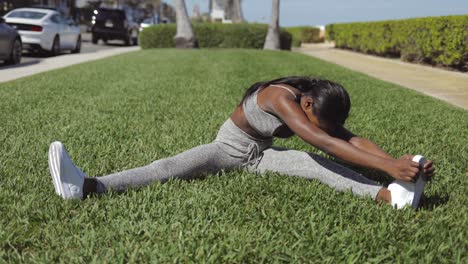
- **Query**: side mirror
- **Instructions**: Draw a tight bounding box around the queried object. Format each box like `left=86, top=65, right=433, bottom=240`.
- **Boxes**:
left=0, top=17, right=5, bottom=24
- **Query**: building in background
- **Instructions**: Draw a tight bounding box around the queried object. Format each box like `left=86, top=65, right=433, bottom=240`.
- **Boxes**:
left=209, top=0, right=231, bottom=23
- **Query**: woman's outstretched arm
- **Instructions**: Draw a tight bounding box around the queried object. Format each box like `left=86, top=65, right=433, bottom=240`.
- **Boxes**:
left=333, top=126, right=394, bottom=160
left=271, top=96, right=421, bottom=182
left=334, top=126, right=435, bottom=178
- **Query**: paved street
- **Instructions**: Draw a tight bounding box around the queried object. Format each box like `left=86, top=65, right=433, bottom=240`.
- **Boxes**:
left=1, top=32, right=132, bottom=68
left=0, top=34, right=140, bottom=83
left=2, top=41, right=112, bottom=69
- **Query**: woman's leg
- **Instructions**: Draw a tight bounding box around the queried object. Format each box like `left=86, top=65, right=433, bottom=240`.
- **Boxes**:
left=91, top=142, right=243, bottom=193
left=248, top=147, right=383, bottom=199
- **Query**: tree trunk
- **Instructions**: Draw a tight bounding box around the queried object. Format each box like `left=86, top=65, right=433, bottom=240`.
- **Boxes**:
left=263, top=0, right=280, bottom=50
left=226, top=0, right=244, bottom=23
left=174, top=0, right=198, bottom=48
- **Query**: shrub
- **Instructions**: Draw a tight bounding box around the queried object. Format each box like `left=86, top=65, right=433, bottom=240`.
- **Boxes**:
left=140, top=23, right=292, bottom=50
left=325, top=15, right=468, bottom=71
left=286, top=26, right=322, bottom=47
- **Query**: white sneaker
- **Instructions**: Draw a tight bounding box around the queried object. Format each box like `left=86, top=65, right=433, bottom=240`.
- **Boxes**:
left=388, top=155, right=427, bottom=209
left=48, top=141, right=86, bottom=199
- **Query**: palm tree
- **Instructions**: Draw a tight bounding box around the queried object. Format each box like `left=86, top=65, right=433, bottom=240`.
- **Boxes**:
left=174, top=0, right=198, bottom=48
left=263, top=0, right=280, bottom=50
left=226, top=0, right=244, bottom=23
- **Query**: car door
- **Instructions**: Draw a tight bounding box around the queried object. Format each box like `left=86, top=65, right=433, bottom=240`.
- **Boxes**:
left=56, top=14, right=69, bottom=49
left=0, top=23, right=11, bottom=58
left=53, top=14, right=70, bottom=49
left=66, top=17, right=80, bottom=48
left=49, top=14, right=62, bottom=49
left=62, top=16, right=76, bottom=48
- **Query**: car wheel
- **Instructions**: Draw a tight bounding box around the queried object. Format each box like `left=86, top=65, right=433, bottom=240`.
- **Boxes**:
left=72, top=35, right=81, bottom=53
left=5, top=38, right=22, bottom=65
left=91, top=34, right=98, bottom=44
left=50, top=36, right=60, bottom=56
left=124, top=33, right=131, bottom=46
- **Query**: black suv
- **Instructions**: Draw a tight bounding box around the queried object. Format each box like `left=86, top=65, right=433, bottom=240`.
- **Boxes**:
left=91, top=8, right=139, bottom=46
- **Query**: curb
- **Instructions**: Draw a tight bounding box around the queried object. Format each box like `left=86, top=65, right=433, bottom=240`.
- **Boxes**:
left=0, top=46, right=140, bottom=84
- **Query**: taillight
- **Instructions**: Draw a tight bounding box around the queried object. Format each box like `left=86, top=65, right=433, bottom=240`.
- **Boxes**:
left=31, top=25, right=43, bottom=32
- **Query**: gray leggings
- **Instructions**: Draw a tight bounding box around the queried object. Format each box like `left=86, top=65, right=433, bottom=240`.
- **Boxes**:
left=96, top=119, right=382, bottom=198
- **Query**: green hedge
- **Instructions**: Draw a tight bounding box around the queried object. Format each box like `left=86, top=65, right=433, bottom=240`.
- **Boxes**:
left=325, top=15, right=468, bottom=70
left=140, top=23, right=292, bottom=50
left=286, top=26, right=322, bottom=47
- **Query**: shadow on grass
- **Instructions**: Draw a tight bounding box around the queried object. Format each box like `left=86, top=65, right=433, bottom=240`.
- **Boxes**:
left=419, top=193, right=450, bottom=210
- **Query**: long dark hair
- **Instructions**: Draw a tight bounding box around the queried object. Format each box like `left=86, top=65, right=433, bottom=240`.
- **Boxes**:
left=240, top=76, right=351, bottom=126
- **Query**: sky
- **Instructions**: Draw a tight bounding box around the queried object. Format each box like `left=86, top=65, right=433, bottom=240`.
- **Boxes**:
left=167, top=0, right=468, bottom=26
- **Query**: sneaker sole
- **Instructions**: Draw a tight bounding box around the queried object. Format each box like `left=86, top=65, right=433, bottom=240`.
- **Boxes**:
left=48, top=141, right=72, bottom=198
left=48, top=142, right=62, bottom=196
left=411, top=155, right=427, bottom=209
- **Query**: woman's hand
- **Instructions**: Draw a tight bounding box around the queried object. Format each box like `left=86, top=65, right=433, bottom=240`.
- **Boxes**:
left=398, top=154, right=435, bottom=179
left=390, top=154, right=436, bottom=181
left=386, top=157, right=420, bottom=182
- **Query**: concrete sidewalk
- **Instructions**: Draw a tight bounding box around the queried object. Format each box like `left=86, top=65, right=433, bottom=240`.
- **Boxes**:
left=0, top=46, right=140, bottom=84
left=294, top=43, right=468, bottom=110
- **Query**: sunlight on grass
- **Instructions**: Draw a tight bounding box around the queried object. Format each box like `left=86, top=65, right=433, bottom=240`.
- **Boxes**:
left=0, top=49, right=466, bottom=262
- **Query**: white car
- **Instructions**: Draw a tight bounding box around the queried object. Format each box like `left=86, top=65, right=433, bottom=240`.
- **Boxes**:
left=3, top=7, right=81, bottom=55
left=139, top=16, right=159, bottom=32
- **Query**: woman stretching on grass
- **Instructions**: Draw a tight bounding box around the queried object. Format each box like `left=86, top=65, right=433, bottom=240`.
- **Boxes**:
left=48, top=76, right=434, bottom=209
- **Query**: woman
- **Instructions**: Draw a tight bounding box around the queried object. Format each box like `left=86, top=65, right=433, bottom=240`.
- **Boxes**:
left=48, top=76, right=435, bottom=209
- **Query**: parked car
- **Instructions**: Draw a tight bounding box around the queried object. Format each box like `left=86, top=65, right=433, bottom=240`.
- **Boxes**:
left=0, top=17, right=22, bottom=65
left=139, top=15, right=159, bottom=32
left=3, top=7, right=81, bottom=55
left=91, top=8, right=139, bottom=46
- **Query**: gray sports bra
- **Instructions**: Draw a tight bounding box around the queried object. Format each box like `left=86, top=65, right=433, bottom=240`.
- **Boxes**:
left=243, top=85, right=298, bottom=137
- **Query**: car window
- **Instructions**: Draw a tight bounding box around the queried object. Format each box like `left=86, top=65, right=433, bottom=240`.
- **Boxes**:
left=50, top=14, right=60, bottom=23
left=96, top=9, right=125, bottom=21
left=143, top=17, right=158, bottom=24
left=7, top=11, right=47, bottom=19
left=126, top=12, right=133, bottom=22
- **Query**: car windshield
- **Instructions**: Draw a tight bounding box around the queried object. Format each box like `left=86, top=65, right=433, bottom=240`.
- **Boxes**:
left=143, top=18, right=155, bottom=23
left=7, top=11, right=47, bottom=19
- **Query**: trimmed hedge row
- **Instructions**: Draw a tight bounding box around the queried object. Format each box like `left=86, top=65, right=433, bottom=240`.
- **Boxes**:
left=326, top=15, right=468, bottom=70
left=286, top=26, right=322, bottom=47
left=140, top=23, right=292, bottom=50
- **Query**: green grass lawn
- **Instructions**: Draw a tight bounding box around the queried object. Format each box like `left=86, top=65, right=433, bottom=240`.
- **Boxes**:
left=0, top=49, right=466, bottom=263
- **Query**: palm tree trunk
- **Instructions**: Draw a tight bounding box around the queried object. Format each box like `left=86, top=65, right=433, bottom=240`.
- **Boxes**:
left=263, top=0, right=280, bottom=50
left=226, top=0, right=244, bottom=23
left=174, top=0, right=198, bottom=48
left=234, top=0, right=245, bottom=23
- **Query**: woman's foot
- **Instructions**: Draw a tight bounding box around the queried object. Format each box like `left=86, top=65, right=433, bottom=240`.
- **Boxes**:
left=388, top=155, right=427, bottom=209
left=388, top=180, right=416, bottom=209
left=48, top=141, right=86, bottom=199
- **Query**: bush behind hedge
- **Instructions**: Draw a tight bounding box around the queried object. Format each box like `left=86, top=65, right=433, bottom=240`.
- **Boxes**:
left=140, top=23, right=292, bottom=50
left=325, top=15, right=468, bottom=71
left=286, top=26, right=322, bottom=47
